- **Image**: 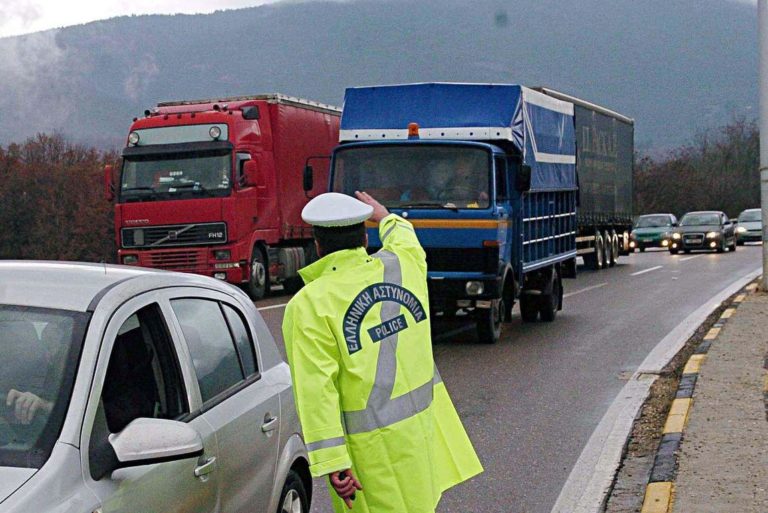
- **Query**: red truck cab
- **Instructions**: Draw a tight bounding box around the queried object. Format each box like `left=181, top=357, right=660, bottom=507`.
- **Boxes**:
left=111, top=94, right=340, bottom=299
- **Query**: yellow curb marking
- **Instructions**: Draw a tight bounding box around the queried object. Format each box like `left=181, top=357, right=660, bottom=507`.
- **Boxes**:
left=663, top=398, right=692, bottom=434
left=720, top=308, right=735, bottom=319
left=733, top=294, right=746, bottom=303
left=683, top=354, right=706, bottom=375
left=641, top=481, right=674, bottom=513
left=764, top=373, right=768, bottom=394
left=704, top=327, right=721, bottom=340
left=746, top=283, right=757, bottom=292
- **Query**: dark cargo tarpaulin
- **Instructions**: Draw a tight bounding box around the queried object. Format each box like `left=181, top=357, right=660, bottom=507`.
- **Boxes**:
left=340, top=83, right=576, bottom=191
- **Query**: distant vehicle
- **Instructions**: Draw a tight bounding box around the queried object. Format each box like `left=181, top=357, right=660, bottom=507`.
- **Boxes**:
left=0, top=262, right=310, bottom=513
left=670, top=211, right=736, bottom=254
left=629, top=213, right=678, bottom=252
left=736, top=208, right=762, bottom=245
left=109, top=94, right=341, bottom=300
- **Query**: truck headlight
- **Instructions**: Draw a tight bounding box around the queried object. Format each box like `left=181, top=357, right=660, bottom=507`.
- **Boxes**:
left=465, top=281, right=484, bottom=296
left=672, top=233, right=681, bottom=240
left=128, top=131, right=140, bottom=146
left=209, top=126, right=222, bottom=140
left=214, top=249, right=231, bottom=261
left=706, top=231, right=719, bottom=239
left=122, top=255, right=139, bottom=265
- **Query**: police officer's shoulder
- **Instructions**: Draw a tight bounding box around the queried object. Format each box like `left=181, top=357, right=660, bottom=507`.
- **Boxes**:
left=302, top=192, right=373, bottom=227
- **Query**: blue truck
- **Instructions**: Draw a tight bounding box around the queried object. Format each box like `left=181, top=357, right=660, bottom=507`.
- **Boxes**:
left=316, top=83, right=633, bottom=343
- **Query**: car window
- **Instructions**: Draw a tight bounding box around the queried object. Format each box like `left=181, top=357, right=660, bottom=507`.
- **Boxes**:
left=222, top=304, right=258, bottom=377
left=171, top=299, right=245, bottom=403
left=100, top=304, right=188, bottom=434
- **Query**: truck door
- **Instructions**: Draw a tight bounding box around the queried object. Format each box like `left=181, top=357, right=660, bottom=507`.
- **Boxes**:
left=494, top=156, right=511, bottom=262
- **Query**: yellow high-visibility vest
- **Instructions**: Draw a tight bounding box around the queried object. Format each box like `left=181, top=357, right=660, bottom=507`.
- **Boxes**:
left=283, top=214, right=483, bottom=513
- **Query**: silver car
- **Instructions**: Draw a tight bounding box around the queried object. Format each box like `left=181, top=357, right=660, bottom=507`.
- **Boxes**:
left=0, top=261, right=310, bottom=513
left=736, top=208, right=763, bottom=244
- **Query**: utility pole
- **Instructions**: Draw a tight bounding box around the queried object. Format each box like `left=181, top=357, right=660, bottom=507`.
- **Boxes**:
left=760, top=0, right=768, bottom=289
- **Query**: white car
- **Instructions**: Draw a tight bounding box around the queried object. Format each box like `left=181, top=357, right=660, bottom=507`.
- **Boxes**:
left=0, top=261, right=309, bottom=513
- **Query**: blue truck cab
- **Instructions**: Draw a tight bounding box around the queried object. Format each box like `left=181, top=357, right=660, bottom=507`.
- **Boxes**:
left=327, top=83, right=579, bottom=343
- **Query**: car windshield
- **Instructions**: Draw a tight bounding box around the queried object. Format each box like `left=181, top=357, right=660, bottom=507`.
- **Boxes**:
left=738, top=210, right=761, bottom=222
left=635, top=215, right=672, bottom=228
left=680, top=213, right=720, bottom=226
left=332, top=145, right=491, bottom=209
left=0, top=306, right=88, bottom=468
left=120, top=150, right=232, bottom=202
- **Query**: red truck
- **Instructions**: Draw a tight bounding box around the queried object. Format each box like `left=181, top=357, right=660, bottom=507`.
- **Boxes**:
left=107, top=94, right=341, bottom=299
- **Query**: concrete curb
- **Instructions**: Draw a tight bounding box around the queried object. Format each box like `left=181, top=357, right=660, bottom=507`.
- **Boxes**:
left=639, top=281, right=759, bottom=513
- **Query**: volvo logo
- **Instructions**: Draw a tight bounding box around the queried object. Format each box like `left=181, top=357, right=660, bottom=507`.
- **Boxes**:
left=168, top=230, right=179, bottom=240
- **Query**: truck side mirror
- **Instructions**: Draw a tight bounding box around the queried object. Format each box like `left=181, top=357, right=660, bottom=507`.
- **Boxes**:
left=515, top=165, right=531, bottom=192
left=303, top=165, right=314, bottom=192
left=104, top=165, right=115, bottom=201
left=241, top=160, right=259, bottom=187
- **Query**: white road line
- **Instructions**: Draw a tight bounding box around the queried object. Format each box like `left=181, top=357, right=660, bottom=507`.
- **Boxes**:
left=630, top=265, right=663, bottom=276
left=679, top=255, right=701, bottom=262
left=563, top=282, right=608, bottom=298
left=257, top=302, right=289, bottom=311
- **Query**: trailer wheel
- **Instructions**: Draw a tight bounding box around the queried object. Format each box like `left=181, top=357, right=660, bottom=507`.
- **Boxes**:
left=245, top=246, right=270, bottom=300
left=603, top=231, right=613, bottom=267
left=609, top=231, right=619, bottom=267
left=539, top=271, right=561, bottom=322
left=519, top=294, right=539, bottom=322
left=476, top=298, right=503, bottom=344
left=584, top=231, right=604, bottom=270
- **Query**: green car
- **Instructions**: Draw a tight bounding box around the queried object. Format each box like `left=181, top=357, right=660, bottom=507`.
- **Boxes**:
left=629, top=214, right=678, bottom=252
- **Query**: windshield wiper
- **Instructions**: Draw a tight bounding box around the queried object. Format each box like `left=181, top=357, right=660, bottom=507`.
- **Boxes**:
left=168, top=182, right=215, bottom=196
left=398, top=202, right=459, bottom=212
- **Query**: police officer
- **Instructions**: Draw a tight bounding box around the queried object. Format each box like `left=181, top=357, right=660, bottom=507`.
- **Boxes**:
left=282, top=191, right=482, bottom=512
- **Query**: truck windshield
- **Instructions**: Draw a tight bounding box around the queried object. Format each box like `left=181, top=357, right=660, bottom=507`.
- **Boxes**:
left=332, top=145, right=491, bottom=209
left=120, top=151, right=232, bottom=202
left=0, top=306, right=88, bottom=468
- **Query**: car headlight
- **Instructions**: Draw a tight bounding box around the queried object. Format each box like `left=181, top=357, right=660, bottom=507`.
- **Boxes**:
left=672, top=233, right=681, bottom=240
left=706, top=231, right=719, bottom=239
left=736, top=226, right=747, bottom=233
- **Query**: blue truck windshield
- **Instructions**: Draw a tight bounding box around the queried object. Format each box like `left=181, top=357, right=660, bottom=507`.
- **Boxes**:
left=120, top=151, right=232, bottom=202
left=332, top=145, right=491, bottom=209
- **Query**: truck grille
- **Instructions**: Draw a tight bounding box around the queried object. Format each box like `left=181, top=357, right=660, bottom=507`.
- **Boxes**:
left=122, top=222, right=227, bottom=249
left=148, top=249, right=203, bottom=270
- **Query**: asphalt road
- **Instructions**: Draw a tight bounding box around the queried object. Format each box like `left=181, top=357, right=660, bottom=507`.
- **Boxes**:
left=255, top=245, right=762, bottom=513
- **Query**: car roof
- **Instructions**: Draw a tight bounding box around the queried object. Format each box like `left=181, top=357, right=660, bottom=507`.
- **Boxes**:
left=638, top=213, right=674, bottom=217
left=0, top=261, right=237, bottom=312
left=682, top=211, right=722, bottom=215
left=740, top=208, right=761, bottom=213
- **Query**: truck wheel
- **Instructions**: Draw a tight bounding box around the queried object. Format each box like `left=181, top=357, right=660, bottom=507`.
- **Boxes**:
left=246, top=246, right=270, bottom=300
left=610, top=231, right=619, bottom=266
left=539, top=272, right=561, bottom=322
left=584, top=232, right=604, bottom=270
left=519, top=294, right=539, bottom=322
left=476, top=298, right=503, bottom=344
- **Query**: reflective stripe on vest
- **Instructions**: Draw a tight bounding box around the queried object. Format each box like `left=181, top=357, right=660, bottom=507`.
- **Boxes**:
left=342, top=249, right=441, bottom=435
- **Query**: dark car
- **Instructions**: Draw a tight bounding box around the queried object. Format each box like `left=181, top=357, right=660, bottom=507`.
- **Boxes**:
left=629, top=213, right=678, bottom=252
left=670, top=211, right=736, bottom=254
left=736, top=208, right=762, bottom=245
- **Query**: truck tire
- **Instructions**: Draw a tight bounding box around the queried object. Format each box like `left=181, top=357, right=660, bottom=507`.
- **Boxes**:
left=610, top=231, right=620, bottom=266
left=584, top=232, right=604, bottom=270
left=519, top=294, right=539, bottom=322
left=246, top=246, right=270, bottom=300
left=539, top=271, right=561, bottom=322
left=476, top=298, right=503, bottom=344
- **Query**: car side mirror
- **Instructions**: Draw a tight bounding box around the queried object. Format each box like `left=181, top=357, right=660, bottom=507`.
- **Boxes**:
left=104, top=165, right=116, bottom=202
left=241, top=160, right=259, bottom=188
left=109, top=418, right=203, bottom=469
left=515, top=164, right=532, bottom=192
left=303, top=165, right=314, bottom=192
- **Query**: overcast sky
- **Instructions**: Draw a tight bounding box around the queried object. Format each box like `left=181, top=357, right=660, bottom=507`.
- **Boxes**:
left=0, top=0, right=287, bottom=38
left=0, top=0, right=757, bottom=39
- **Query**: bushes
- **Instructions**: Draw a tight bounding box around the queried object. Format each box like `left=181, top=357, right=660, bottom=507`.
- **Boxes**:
left=0, top=133, right=117, bottom=262
left=635, top=117, right=759, bottom=218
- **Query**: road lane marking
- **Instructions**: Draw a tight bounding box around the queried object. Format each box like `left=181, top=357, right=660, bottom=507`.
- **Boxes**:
left=679, top=255, right=701, bottom=262
left=631, top=265, right=663, bottom=276
left=563, top=282, right=608, bottom=298
left=257, top=302, right=289, bottom=311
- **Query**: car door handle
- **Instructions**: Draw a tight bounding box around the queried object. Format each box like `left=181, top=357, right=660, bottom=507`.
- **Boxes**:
left=194, top=456, right=217, bottom=477
left=261, top=415, right=278, bottom=433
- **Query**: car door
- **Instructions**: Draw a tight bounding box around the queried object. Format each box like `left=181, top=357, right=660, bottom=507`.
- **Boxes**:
left=82, top=298, right=220, bottom=513
left=167, top=289, right=281, bottom=513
